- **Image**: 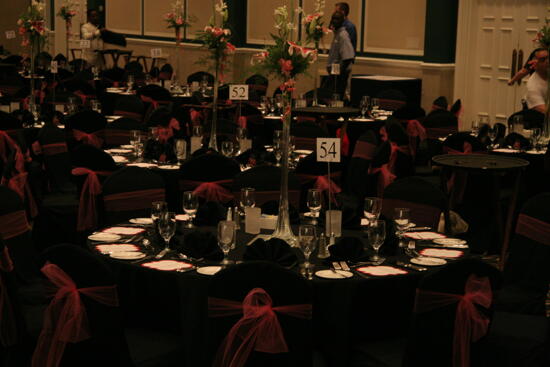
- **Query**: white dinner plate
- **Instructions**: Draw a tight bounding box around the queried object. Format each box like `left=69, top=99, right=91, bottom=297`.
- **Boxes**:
left=410, top=257, right=447, bottom=266
left=88, top=233, right=121, bottom=242
left=404, top=231, right=446, bottom=240
left=175, top=214, right=190, bottom=221
left=294, top=150, right=313, bottom=155
left=129, top=218, right=153, bottom=225
left=525, top=150, right=546, bottom=155
left=120, top=145, right=134, bottom=149
left=349, top=118, right=375, bottom=122
left=432, top=238, right=468, bottom=248
left=109, top=251, right=146, bottom=260
left=196, top=266, right=222, bottom=276
left=315, top=270, right=353, bottom=279
left=106, top=149, right=132, bottom=154
left=102, top=227, right=145, bottom=235
left=96, top=244, right=140, bottom=253
left=492, top=148, right=520, bottom=153
left=112, top=156, right=128, bottom=163
left=127, top=163, right=158, bottom=168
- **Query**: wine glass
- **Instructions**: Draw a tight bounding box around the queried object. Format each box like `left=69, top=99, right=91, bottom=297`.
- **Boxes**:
left=151, top=201, right=167, bottom=228
left=91, top=100, right=101, bottom=113
left=299, top=225, right=317, bottom=271
left=182, top=191, right=199, bottom=228
left=174, top=139, right=187, bottom=163
left=487, top=127, right=497, bottom=148
left=394, top=208, right=411, bottom=247
left=127, top=74, right=134, bottom=92
left=364, top=197, right=382, bottom=226
left=275, top=94, right=283, bottom=114
left=273, top=140, right=283, bottom=166
left=236, top=127, right=247, bottom=141
left=371, top=98, right=380, bottom=113
left=240, top=187, right=256, bottom=210
left=30, top=104, right=41, bottom=126
left=269, top=97, right=276, bottom=116
left=260, top=96, right=268, bottom=113
left=218, top=220, right=236, bottom=266
left=221, top=141, right=234, bottom=157
left=307, top=189, right=322, bottom=225
left=531, top=128, right=542, bottom=151
left=369, top=220, right=386, bottom=263
left=192, top=125, right=203, bottom=138
left=360, top=96, right=370, bottom=118
left=157, top=211, right=176, bottom=257
left=130, top=130, right=142, bottom=145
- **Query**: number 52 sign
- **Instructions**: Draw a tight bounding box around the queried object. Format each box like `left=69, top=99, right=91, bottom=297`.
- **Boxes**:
left=229, top=84, right=248, bottom=100
left=316, top=138, right=340, bottom=162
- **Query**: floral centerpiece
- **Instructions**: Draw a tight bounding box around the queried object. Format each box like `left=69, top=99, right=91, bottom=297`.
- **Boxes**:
left=196, top=0, right=235, bottom=150
left=18, top=0, right=47, bottom=107
left=253, top=1, right=318, bottom=245
left=535, top=12, right=550, bottom=136
left=301, top=0, right=329, bottom=106
left=165, top=0, right=193, bottom=86
left=57, top=1, right=77, bottom=60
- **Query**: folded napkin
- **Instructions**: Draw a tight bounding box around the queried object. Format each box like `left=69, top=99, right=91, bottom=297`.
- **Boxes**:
left=329, top=236, right=365, bottom=262
left=404, top=232, right=446, bottom=240
left=194, top=201, right=227, bottom=226
left=102, top=227, right=145, bottom=236
left=356, top=266, right=407, bottom=276
left=95, top=244, right=140, bottom=253
left=141, top=260, right=193, bottom=271
left=175, top=230, right=223, bottom=261
left=243, top=238, right=298, bottom=268
left=419, top=248, right=463, bottom=259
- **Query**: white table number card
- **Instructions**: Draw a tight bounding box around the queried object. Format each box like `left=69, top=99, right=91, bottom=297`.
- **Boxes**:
left=79, top=40, right=91, bottom=49
left=229, top=85, right=249, bottom=101
left=150, top=48, right=163, bottom=58
left=5, top=31, right=16, bottom=39
left=190, top=136, right=202, bottom=154
left=316, top=138, right=341, bottom=163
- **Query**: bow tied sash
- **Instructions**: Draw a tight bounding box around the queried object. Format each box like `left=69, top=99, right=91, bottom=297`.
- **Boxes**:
left=32, top=263, right=118, bottom=367
left=297, top=173, right=341, bottom=203
left=208, top=288, right=312, bottom=367
left=180, top=179, right=234, bottom=202
left=415, top=275, right=492, bottom=367
left=73, top=130, right=103, bottom=149
left=72, top=168, right=112, bottom=231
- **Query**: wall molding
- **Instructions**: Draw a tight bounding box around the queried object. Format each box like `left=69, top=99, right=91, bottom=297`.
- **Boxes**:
left=364, top=47, right=424, bottom=57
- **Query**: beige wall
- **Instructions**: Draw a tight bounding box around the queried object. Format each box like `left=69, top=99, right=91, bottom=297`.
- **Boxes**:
left=0, top=0, right=31, bottom=56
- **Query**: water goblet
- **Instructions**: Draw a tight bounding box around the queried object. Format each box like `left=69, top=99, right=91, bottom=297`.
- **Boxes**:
left=151, top=201, right=167, bottom=228
left=127, top=74, right=134, bottom=92
left=364, top=197, right=382, bottom=226
left=368, top=220, right=386, bottom=263
left=360, top=96, right=370, bottom=118
left=192, top=125, right=203, bottom=138
left=182, top=191, right=199, bottom=228
left=371, top=98, right=380, bottom=112
left=394, top=208, right=410, bottom=247
left=221, top=141, right=234, bottom=157
left=218, top=220, right=236, bottom=266
left=273, top=140, right=283, bottom=166
left=240, top=187, right=256, bottom=211
left=531, top=128, right=542, bottom=151
left=157, top=211, right=176, bottom=258
left=298, top=225, right=317, bottom=272
left=307, top=189, right=322, bottom=225
left=30, top=104, right=41, bottom=126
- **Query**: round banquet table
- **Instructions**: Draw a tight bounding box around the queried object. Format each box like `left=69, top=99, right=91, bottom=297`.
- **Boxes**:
left=89, top=222, right=472, bottom=367
left=431, top=154, right=529, bottom=269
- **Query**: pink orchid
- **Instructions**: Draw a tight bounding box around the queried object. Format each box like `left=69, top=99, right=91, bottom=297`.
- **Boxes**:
left=279, top=58, right=293, bottom=77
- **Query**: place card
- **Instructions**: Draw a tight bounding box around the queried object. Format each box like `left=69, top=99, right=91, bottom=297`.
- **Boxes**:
left=245, top=207, right=261, bottom=234
left=239, top=138, right=252, bottom=152
left=190, top=136, right=202, bottom=154
left=0, top=105, right=9, bottom=113
left=10, top=102, right=19, bottom=112
left=325, top=210, right=342, bottom=237
left=102, top=227, right=145, bottom=235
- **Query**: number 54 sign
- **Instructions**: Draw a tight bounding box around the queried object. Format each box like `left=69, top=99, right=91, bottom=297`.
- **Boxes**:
left=316, top=138, right=340, bottom=162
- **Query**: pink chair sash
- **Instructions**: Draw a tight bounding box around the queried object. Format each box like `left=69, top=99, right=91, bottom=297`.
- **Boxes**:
left=442, top=143, right=475, bottom=204
left=415, top=275, right=492, bottom=367
left=32, top=263, right=119, bottom=367
left=0, top=246, right=17, bottom=347
left=180, top=179, right=234, bottom=202
left=169, top=118, right=180, bottom=131
left=0, top=210, right=31, bottom=240
left=238, top=116, right=247, bottom=129
left=369, top=143, right=410, bottom=196
left=113, top=110, right=142, bottom=121
left=156, top=127, right=173, bottom=144
left=190, top=109, right=204, bottom=125
left=208, top=288, right=312, bottom=367
left=352, top=141, right=376, bottom=160
left=103, top=188, right=165, bottom=212
left=515, top=214, right=550, bottom=246
left=140, top=95, right=159, bottom=109
left=72, top=168, right=111, bottom=231
left=32, top=142, right=68, bottom=156
left=405, top=119, right=427, bottom=158
left=336, top=127, right=350, bottom=156
left=73, top=130, right=103, bottom=149
left=0, top=131, right=21, bottom=167
left=1, top=172, right=38, bottom=218
left=73, top=90, right=95, bottom=106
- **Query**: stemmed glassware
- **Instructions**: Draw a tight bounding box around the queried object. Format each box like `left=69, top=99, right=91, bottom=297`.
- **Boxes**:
left=487, top=127, right=497, bottom=149
left=91, top=100, right=101, bottom=113
left=364, top=197, right=382, bottom=226
left=221, top=141, right=234, bottom=157
left=273, top=140, right=283, bottom=166
left=157, top=211, right=176, bottom=258
left=394, top=208, right=411, bottom=247
left=371, top=98, right=380, bottom=114
left=30, top=103, right=41, bottom=126
left=275, top=94, right=283, bottom=115
left=471, top=120, right=480, bottom=136
left=307, top=189, right=322, bottom=225
left=151, top=201, right=167, bottom=227
left=240, top=187, right=256, bottom=211
left=531, top=128, right=542, bottom=151
left=127, top=74, right=134, bottom=92
left=260, top=96, right=268, bottom=114
left=360, top=96, right=370, bottom=118
left=269, top=97, right=276, bottom=116
left=182, top=191, right=199, bottom=228
left=298, top=225, right=317, bottom=275
left=368, top=220, right=386, bottom=264
left=193, top=125, right=203, bottom=139
left=218, top=220, right=236, bottom=266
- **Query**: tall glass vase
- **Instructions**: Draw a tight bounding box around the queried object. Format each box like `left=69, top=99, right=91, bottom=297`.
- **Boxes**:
left=271, top=90, right=297, bottom=246
left=208, top=62, right=219, bottom=150
left=174, top=28, right=181, bottom=87
left=544, top=46, right=550, bottom=138
left=29, top=38, right=37, bottom=109
left=312, top=41, right=319, bottom=107
left=65, top=21, right=71, bottom=61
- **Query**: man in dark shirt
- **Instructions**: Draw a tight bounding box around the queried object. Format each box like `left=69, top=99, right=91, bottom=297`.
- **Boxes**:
left=335, top=2, right=357, bottom=55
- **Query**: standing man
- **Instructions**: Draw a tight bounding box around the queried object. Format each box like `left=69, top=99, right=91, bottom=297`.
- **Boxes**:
left=525, top=48, right=548, bottom=115
left=81, top=9, right=104, bottom=68
left=327, top=11, right=355, bottom=99
left=334, top=2, right=356, bottom=101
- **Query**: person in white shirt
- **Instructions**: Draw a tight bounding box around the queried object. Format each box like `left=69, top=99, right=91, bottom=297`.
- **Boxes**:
left=525, top=48, right=548, bottom=115
left=80, top=9, right=104, bottom=67
left=326, top=12, right=355, bottom=101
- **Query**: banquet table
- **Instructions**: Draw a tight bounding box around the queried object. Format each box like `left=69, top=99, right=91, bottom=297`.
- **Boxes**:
left=88, top=220, right=471, bottom=366
left=431, top=154, right=529, bottom=269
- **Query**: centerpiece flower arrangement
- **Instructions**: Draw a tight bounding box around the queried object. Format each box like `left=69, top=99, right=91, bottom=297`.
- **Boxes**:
left=253, top=0, right=318, bottom=244
left=301, top=0, right=330, bottom=105
left=196, top=0, right=236, bottom=150
left=57, top=1, right=77, bottom=59
left=165, top=0, right=193, bottom=85
left=18, top=0, right=48, bottom=107
left=534, top=11, right=550, bottom=136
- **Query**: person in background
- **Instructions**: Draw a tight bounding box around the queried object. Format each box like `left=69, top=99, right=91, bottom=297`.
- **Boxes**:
left=81, top=9, right=105, bottom=68
left=327, top=11, right=355, bottom=101
left=508, top=48, right=544, bottom=86
left=334, top=2, right=356, bottom=101
left=525, top=48, right=548, bottom=115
